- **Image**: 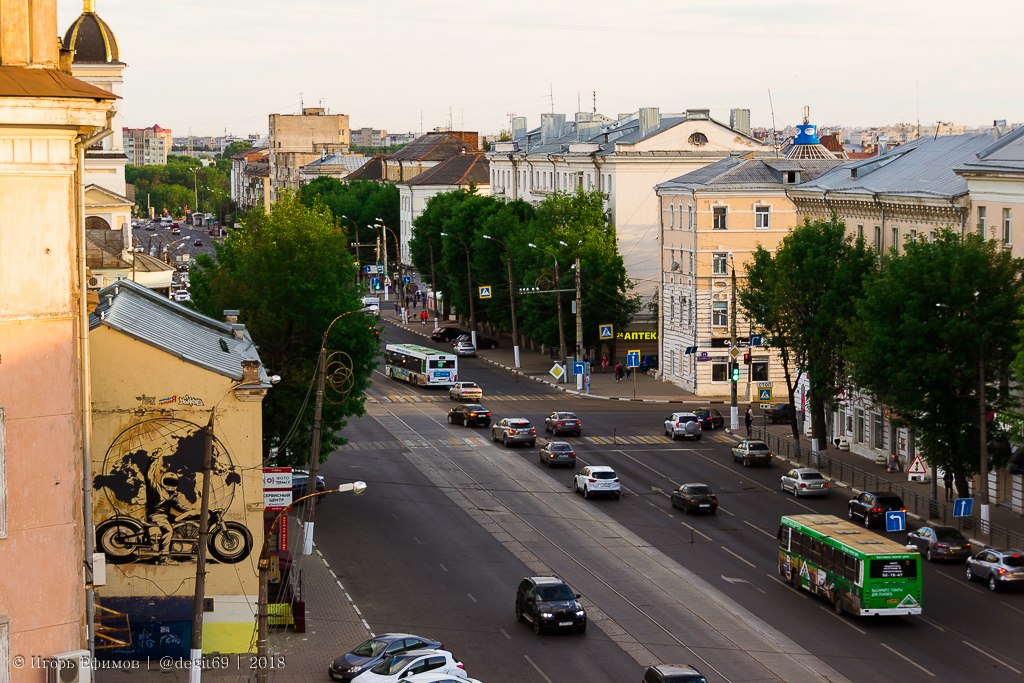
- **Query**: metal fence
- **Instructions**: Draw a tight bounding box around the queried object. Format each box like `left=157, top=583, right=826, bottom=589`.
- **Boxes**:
left=754, top=426, right=1024, bottom=550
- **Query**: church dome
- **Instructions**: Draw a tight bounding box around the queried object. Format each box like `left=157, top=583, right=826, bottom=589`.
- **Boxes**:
left=62, top=1, right=121, bottom=64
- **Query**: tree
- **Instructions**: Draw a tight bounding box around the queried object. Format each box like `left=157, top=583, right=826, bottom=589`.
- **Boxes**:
left=300, top=177, right=400, bottom=268
left=188, top=192, right=377, bottom=467
left=848, top=230, right=1024, bottom=497
left=221, top=140, right=253, bottom=160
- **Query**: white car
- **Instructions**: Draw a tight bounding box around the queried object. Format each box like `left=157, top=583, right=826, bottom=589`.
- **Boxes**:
left=780, top=467, right=829, bottom=497
left=664, top=412, right=702, bottom=440
left=352, top=649, right=467, bottom=682
left=404, top=675, right=482, bottom=683
left=171, top=290, right=191, bottom=302
left=449, top=381, right=483, bottom=402
left=573, top=465, right=621, bottom=500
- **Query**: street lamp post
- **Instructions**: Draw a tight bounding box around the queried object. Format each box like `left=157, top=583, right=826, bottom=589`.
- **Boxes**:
left=441, top=231, right=476, bottom=348
left=528, top=241, right=567, bottom=370
left=340, top=215, right=361, bottom=282
left=428, top=239, right=440, bottom=326
left=729, top=252, right=739, bottom=431
left=482, top=234, right=520, bottom=368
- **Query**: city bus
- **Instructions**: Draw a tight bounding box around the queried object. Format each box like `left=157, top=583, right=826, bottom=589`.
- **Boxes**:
left=384, top=343, right=458, bottom=387
left=778, top=514, right=922, bottom=616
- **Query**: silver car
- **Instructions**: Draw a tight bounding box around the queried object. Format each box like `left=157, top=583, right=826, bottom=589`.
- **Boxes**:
left=491, top=418, right=536, bottom=447
left=453, top=340, right=477, bottom=357
left=966, top=548, right=1024, bottom=591
left=780, top=468, right=829, bottom=497
left=664, top=412, right=702, bottom=441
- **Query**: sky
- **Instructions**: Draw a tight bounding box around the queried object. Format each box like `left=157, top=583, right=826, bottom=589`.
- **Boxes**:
left=58, top=1, right=1024, bottom=139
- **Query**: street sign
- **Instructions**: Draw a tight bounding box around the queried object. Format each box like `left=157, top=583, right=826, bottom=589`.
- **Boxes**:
left=750, top=334, right=764, bottom=346
left=758, top=388, right=772, bottom=402
left=573, top=361, right=585, bottom=375
left=263, top=467, right=293, bottom=511
left=384, top=277, right=393, bottom=286
left=478, top=285, right=492, bottom=299
left=370, top=276, right=380, bottom=289
left=599, top=324, right=614, bottom=340
left=885, top=510, right=907, bottom=533
left=403, top=276, right=411, bottom=284
left=953, top=498, right=974, bottom=518
left=684, top=346, right=697, bottom=355
left=759, top=403, right=772, bottom=409
left=626, top=350, right=640, bottom=368
left=729, top=346, right=741, bottom=359
left=363, top=265, right=373, bottom=273
left=549, top=363, right=565, bottom=380
left=696, top=351, right=711, bottom=362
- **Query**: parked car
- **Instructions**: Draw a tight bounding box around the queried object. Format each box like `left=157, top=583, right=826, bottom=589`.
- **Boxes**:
left=328, top=633, right=443, bottom=681
left=693, top=408, right=724, bottom=430
left=291, top=469, right=326, bottom=499
left=171, top=290, right=191, bottom=302
left=404, top=675, right=482, bottom=683
left=670, top=483, right=718, bottom=514
left=452, top=333, right=499, bottom=350
left=430, top=326, right=469, bottom=343
left=907, top=524, right=972, bottom=562
left=573, top=465, right=621, bottom=499
left=731, top=439, right=773, bottom=467
left=193, top=239, right=203, bottom=246
left=515, top=575, right=587, bottom=634
left=446, top=404, right=491, bottom=428
left=966, top=548, right=1024, bottom=591
left=171, top=227, right=181, bottom=235
left=351, top=649, right=466, bottom=682
left=780, top=468, right=829, bottom=497
left=642, top=664, right=708, bottom=683
left=452, top=341, right=477, bottom=357
left=664, top=412, right=702, bottom=441
left=766, top=403, right=795, bottom=424
left=491, top=418, right=536, bottom=447
left=538, top=441, right=576, bottom=467
left=449, top=382, right=483, bottom=402
left=847, top=491, right=906, bottom=528
left=639, top=354, right=659, bottom=372
left=544, top=411, right=582, bottom=436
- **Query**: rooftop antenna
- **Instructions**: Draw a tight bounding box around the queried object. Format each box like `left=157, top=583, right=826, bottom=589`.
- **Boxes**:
left=448, top=106, right=453, bottom=131
left=768, top=89, right=780, bottom=159
left=592, top=90, right=597, bottom=114
left=299, top=93, right=304, bottom=111
left=420, top=110, right=423, bottom=135
left=549, top=83, right=554, bottom=114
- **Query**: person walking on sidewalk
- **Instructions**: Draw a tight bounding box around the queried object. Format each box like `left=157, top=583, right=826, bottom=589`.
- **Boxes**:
left=745, top=407, right=753, bottom=436
left=614, top=363, right=623, bottom=383
left=420, top=310, right=428, bottom=325
left=601, top=353, right=609, bottom=373
left=943, top=470, right=954, bottom=501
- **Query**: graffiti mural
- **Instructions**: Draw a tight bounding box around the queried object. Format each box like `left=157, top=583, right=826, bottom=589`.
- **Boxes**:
left=93, top=417, right=252, bottom=565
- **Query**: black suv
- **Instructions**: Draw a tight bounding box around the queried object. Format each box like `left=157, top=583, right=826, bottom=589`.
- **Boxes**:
left=847, top=491, right=906, bottom=528
left=766, top=403, right=795, bottom=424
left=642, top=664, right=708, bottom=683
left=515, top=576, right=586, bottom=634
left=430, top=326, right=469, bottom=343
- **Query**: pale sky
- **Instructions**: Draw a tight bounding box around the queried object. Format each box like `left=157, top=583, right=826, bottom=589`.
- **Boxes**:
left=59, top=1, right=1023, bottom=138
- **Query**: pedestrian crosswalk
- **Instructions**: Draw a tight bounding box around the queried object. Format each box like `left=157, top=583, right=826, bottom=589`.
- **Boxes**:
left=336, top=431, right=735, bottom=452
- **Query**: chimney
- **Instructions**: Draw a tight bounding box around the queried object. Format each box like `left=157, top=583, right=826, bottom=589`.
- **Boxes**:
left=223, top=309, right=240, bottom=324
left=639, top=107, right=660, bottom=138
left=512, top=117, right=527, bottom=141
left=240, top=359, right=261, bottom=384
left=994, top=119, right=1008, bottom=140
left=231, top=323, right=247, bottom=339
left=540, top=114, right=566, bottom=144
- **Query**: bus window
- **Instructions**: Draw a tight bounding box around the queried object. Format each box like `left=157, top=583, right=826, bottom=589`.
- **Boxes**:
left=429, top=359, right=455, bottom=369
left=778, top=525, right=789, bottom=549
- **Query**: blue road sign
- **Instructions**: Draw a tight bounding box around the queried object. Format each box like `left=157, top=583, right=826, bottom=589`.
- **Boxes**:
left=573, top=362, right=585, bottom=375
left=370, top=276, right=380, bottom=289
left=684, top=346, right=697, bottom=355
left=885, top=510, right=907, bottom=533
left=953, top=498, right=974, bottom=518
left=626, top=350, right=640, bottom=368
left=599, top=324, right=614, bottom=340
left=403, top=276, right=411, bottom=284
left=758, top=388, right=771, bottom=401
left=363, top=265, right=373, bottom=273
left=478, top=285, right=492, bottom=299
left=750, top=334, right=763, bottom=346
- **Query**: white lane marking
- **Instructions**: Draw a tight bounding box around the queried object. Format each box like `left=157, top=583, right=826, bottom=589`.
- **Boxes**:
left=767, top=573, right=808, bottom=597
left=439, top=562, right=448, bottom=572
left=523, top=655, right=556, bottom=683
left=1000, top=600, right=1024, bottom=617
left=720, top=545, right=757, bottom=569
left=961, top=640, right=1023, bottom=674
left=499, top=628, right=511, bottom=640
left=918, top=615, right=946, bottom=633
left=717, top=506, right=736, bottom=517
left=879, top=642, right=935, bottom=677
left=934, top=568, right=984, bottom=593
left=744, top=520, right=775, bottom=539
left=818, top=605, right=866, bottom=635
left=467, top=593, right=478, bottom=603
left=679, top=520, right=713, bottom=542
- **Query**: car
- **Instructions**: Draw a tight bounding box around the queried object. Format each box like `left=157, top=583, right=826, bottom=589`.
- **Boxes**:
left=144, top=224, right=156, bottom=231
left=639, top=354, right=659, bottom=372
left=452, top=333, right=498, bottom=350
left=847, top=491, right=906, bottom=528
left=328, top=633, right=444, bottom=681
left=452, top=341, right=477, bottom=357
left=544, top=411, right=582, bottom=436
left=446, top=404, right=491, bottom=428
left=430, top=326, right=469, bottom=343
left=365, top=304, right=380, bottom=316
left=780, top=468, right=829, bottom=497
left=292, top=469, right=326, bottom=499
left=170, top=227, right=181, bottom=234
left=351, top=649, right=466, bottom=682
left=448, top=382, right=483, bottom=402
left=766, top=403, right=795, bottom=424
left=491, top=418, right=536, bottom=447
left=732, top=439, right=773, bottom=467
left=538, top=441, right=576, bottom=467
left=573, top=465, right=621, bottom=499
left=404, top=675, right=483, bottom=683
left=670, top=483, right=718, bottom=514
left=693, top=408, right=724, bottom=430
left=642, top=664, right=708, bottom=683
left=966, top=548, right=1024, bottom=591
left=907, top=524, right=972, bottom=562
left=177, top=262, right=190, bottom=272
left=193, top=239, right=203, bottom=246
left=515, top=575, right=587, bottom=634
left=664, top=412, right=702, bottom=441
left=171, top=222, right=179, bottom=228
left=171, top=290, right=191, bottom=302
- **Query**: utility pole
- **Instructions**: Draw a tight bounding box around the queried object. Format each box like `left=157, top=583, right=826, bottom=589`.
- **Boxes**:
left=730, top=254, right=739, bottom=431
left=574, top=252, right=582, bottom=363
left=482, top=234, right=520, bottom=368
left=429, top=240, right=439, bottom=326
left=189, top=411, right=215, bottom=683
left=978, top=345, right=990, bottom=526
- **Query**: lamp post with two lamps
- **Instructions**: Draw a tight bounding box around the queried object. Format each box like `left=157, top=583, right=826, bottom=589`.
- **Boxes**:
left=482, top=234, right=520, bottom=368
left=441, top=231, right=477, bottom=348
left=528, top=241, right=568, bottom=368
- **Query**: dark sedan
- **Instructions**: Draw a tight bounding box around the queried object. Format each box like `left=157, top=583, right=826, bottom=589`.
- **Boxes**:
left=430, top=326, right=468, bottom=343
left=693, top=408, right=724, bottom=430
left=847, top=491, right=905, bottom=528
left=328, top=633, right=443, bottom=681
left=670, top=483, right=718, bottom=514
left=907, top=524, right=972, bottom=562
left=447, top=403, right=492, bottom=427
left=538, top=441, right=576, bottom=467
left=766, top=403, right=795, bottom=424
left=544, top=411, right=582, bottom=436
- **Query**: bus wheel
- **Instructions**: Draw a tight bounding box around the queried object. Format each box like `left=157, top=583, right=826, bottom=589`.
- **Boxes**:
left=832, top=594, right=844, bottom=616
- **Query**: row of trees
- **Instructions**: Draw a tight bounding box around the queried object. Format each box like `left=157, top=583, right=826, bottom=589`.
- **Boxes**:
left=741, top=218, right=1024, bottom=497
left=126, top=144, right=246, bottom=221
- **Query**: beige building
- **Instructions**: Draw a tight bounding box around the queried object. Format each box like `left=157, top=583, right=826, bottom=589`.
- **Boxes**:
left=89, top=281, right=270, bottom=657
left=230, top=145, right=270, bottom=213
left=0, top=0, right=115, bottom=678
left=351, top=127, right=386, bottom=147
left=268, top=107, right=350, bottom=201
left=123, top=124, right=173, bottom=165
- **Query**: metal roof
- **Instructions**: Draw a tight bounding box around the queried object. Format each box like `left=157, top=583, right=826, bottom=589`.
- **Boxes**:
left=89, top=279, right=268, bottom=385
left=302, top=153, right=371, bottom=171
left=656, top=155, right=842, bottom=193
left=955, top=126, right=1024, bottom=174
left=405, top=153, right=489, bottom=187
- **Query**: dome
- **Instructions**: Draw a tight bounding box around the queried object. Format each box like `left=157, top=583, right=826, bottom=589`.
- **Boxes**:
left=62, top=1, right=121, bottom=64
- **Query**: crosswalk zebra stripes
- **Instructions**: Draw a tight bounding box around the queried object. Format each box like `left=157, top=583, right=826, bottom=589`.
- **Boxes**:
left=336, top=431, right=734, bottom=451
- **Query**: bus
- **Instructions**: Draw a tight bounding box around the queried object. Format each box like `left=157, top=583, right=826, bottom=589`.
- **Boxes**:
left=778, top=514, right=922, bottom=616
left=384, top=343, right=458, bottom=387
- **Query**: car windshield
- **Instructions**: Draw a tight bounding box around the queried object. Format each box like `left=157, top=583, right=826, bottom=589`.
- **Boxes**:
left=464, top=404, right=485, bottom=411
left=370, top=654, right=418, bottom=675
left=747, top=442, right=770, bottom=451
left=685, top=485, right=713, bottom=495
left=536, top=585, right=575, bottom=601
left=694, top=410, right=709, bottom=417
left=934, top=528, right=967, bottom=542
left=351, top=637, right=389, bottom=657
left=678, top=415, right=697, bottom=422
left=591, top=471, right=617, bottom=480
left=510, top=421, right=531, bottom=428
left=557, top=413, right=577, bottom=419
left=462, top=383, right=478, bottom=388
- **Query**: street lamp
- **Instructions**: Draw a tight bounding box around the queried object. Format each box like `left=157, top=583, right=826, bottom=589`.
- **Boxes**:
left=340, top=214, right=361, bottom=283
left=729, top=252, right=739, bottom=431
left=375, top=220, right=405, bottom=311
left=528, top=241, right=567, bottom=369
left=482, top=234, right=520, bottom=368
left=441, top=231, right=477, bottom=348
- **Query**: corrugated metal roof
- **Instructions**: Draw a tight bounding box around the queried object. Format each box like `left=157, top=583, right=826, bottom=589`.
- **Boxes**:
left=89, top=279, right=268, bottom=384
left=0, top=65, right=117, bottom=99
left=656, top=155, right=842, bottom=192
left=303, top=154, right=371, bottom=171
left=389, top=132, right=478, bottom=161
left=405, top=153, right=489, bottom=187
left=955, top=126, right=1024, bottom=174
left=345, top=155, right=386, bottom=181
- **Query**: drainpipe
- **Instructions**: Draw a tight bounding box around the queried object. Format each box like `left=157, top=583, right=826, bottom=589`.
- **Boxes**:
left=872, top=193, right=886, bottom=249
left=76, top=118, right=113, bottom=660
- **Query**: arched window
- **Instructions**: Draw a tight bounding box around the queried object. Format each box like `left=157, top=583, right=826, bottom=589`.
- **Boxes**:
left=688, top=132, right=708, bottom=146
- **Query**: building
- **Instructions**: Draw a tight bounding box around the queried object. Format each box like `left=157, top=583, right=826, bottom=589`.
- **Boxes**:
left=298, top=152, right=371, bottom=185
left=351, top=127, right=387, bottom=147
left=89, top=281, right=270, bottom=658
left=488, top=108, right=764, bottom=299
left=230, top=144, right=270, bottom=213
left=268, top=107, right=350, bottom=201
left=123, top=124, right=173, bottom=165
left=730, top=108, right=752, bottom=138
left=0, top=0, right=115, bottom=676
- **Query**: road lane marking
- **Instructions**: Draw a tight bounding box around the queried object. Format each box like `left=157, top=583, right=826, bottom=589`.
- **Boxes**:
left=679, top=521, right=713, bottom=542
left=720, top=545, right=757, bottom=569
left=961, top=640, right=1023, bottom=674
left=717, top=505, right=735, bottom=516
left=1001, top=600, right=1024, bottom=617
left=934, top=568, right=984, bottom=593
left=523, top=655, right=556, bottom=683
left=439, top=563, right=448, bottom=572
left=880, top=642, right=934, bottom=677
left=499, top=628, right=511, bottom=639
left=919, top=616, right=946, bottom=632
left=467, top=593, right=478, bottom=603
left=744, top=520, right=775, bottom=539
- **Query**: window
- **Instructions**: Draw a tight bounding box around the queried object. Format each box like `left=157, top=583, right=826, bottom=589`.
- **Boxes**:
left=712, top=252, right=728, bottom=275
left=689, top=132, right=708, bottom=146
left=688, top=203, right=695, bottom=230
left=874, top=226, right=882, bottom=251
left=682, top=297, right=689, bottom=325
left=873, top=413, right=884, bottom=449
left=855, top=408, right=865, bottom=443
left=712, top=361, right=728, bottom=381
left=669, top=295, right=675, bottom=321
left=751, top=361, right=769, bottom=381
left=856, top=225, right=864, bottom=241
left=712, top=301, right=728, bottom=327
left=978, top=206, right=987, bottom=236
left=891, top=227, right=899, bottom=251
left=1004, top=208, right=1012, bottom=243
left=755, top=205, right=770, bottom=229
left=0, top=620, right=7, bottom=683
left=668, top=203, right=675, bottom=229
left=712, top=207, right=728, bottom=230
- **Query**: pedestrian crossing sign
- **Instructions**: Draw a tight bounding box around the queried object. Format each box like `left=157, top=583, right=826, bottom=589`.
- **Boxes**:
left=478, top=286, right=492, bottom=299
left=758, top=388, right=772, bottom=402
left=599, top=324, right=614, bottom=339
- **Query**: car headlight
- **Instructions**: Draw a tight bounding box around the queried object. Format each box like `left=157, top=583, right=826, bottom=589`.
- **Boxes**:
left=349, top=665, right=362, bottom=673
left=540, top=611, right=554, bottom=619
left=575, top=610, right=585, bottom=617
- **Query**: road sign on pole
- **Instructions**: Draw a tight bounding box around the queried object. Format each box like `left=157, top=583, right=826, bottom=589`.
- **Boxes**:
left=478, top=285, right=492, bottom=299
left=626, top=350, right=640, bottom=368
left=953, top=498, right=974, bottom=518
left=885, top=510, right=907, bottom=533
left=758, top=387, right=772, bottom=402
left=599, top=324, right=614, bottom=340
left=549, top=363, right=565, bottom=381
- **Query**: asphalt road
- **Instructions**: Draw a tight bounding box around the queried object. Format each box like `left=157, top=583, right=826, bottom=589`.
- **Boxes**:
left=314, top=325, right=1024, bottom=682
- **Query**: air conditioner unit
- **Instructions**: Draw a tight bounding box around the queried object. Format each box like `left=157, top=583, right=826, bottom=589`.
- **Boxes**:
left=87, top=276, right=101, bottom=288
left=46, top=649, right=91, bottom=683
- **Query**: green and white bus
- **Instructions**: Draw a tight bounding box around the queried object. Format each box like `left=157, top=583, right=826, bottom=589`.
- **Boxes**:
left=384, top=343, right=458, bottom=387
left=778, top=514, right=922, bottom=616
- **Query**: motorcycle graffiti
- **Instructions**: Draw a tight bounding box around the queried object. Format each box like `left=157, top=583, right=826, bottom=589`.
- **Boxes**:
left=96, top=509, right=253, bottom=564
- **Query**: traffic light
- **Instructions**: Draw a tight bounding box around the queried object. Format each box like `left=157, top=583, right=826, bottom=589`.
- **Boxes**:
left=731, top=361, right=740, bottom=382
left=368, top=325, right=380, bottom=340
left=743, top=352, right=751, bottom=365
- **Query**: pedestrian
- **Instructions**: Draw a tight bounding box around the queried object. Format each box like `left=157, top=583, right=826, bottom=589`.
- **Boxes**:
left=394, top=302, right=400, bottom=316
left=625, top=365, right=632, bottom=381
left=745, top=407, right=753, bottom=437
left=614, top=363, right=623, bottom=383
left=420, top=310, right=427, bottom=325
left=887, top=452, right=901, bottom=473
left=943, top=470, right=954, bottom=501
left=584, top=373, right=591, bottom=395
left=601, top=353, right=609, bottom=373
